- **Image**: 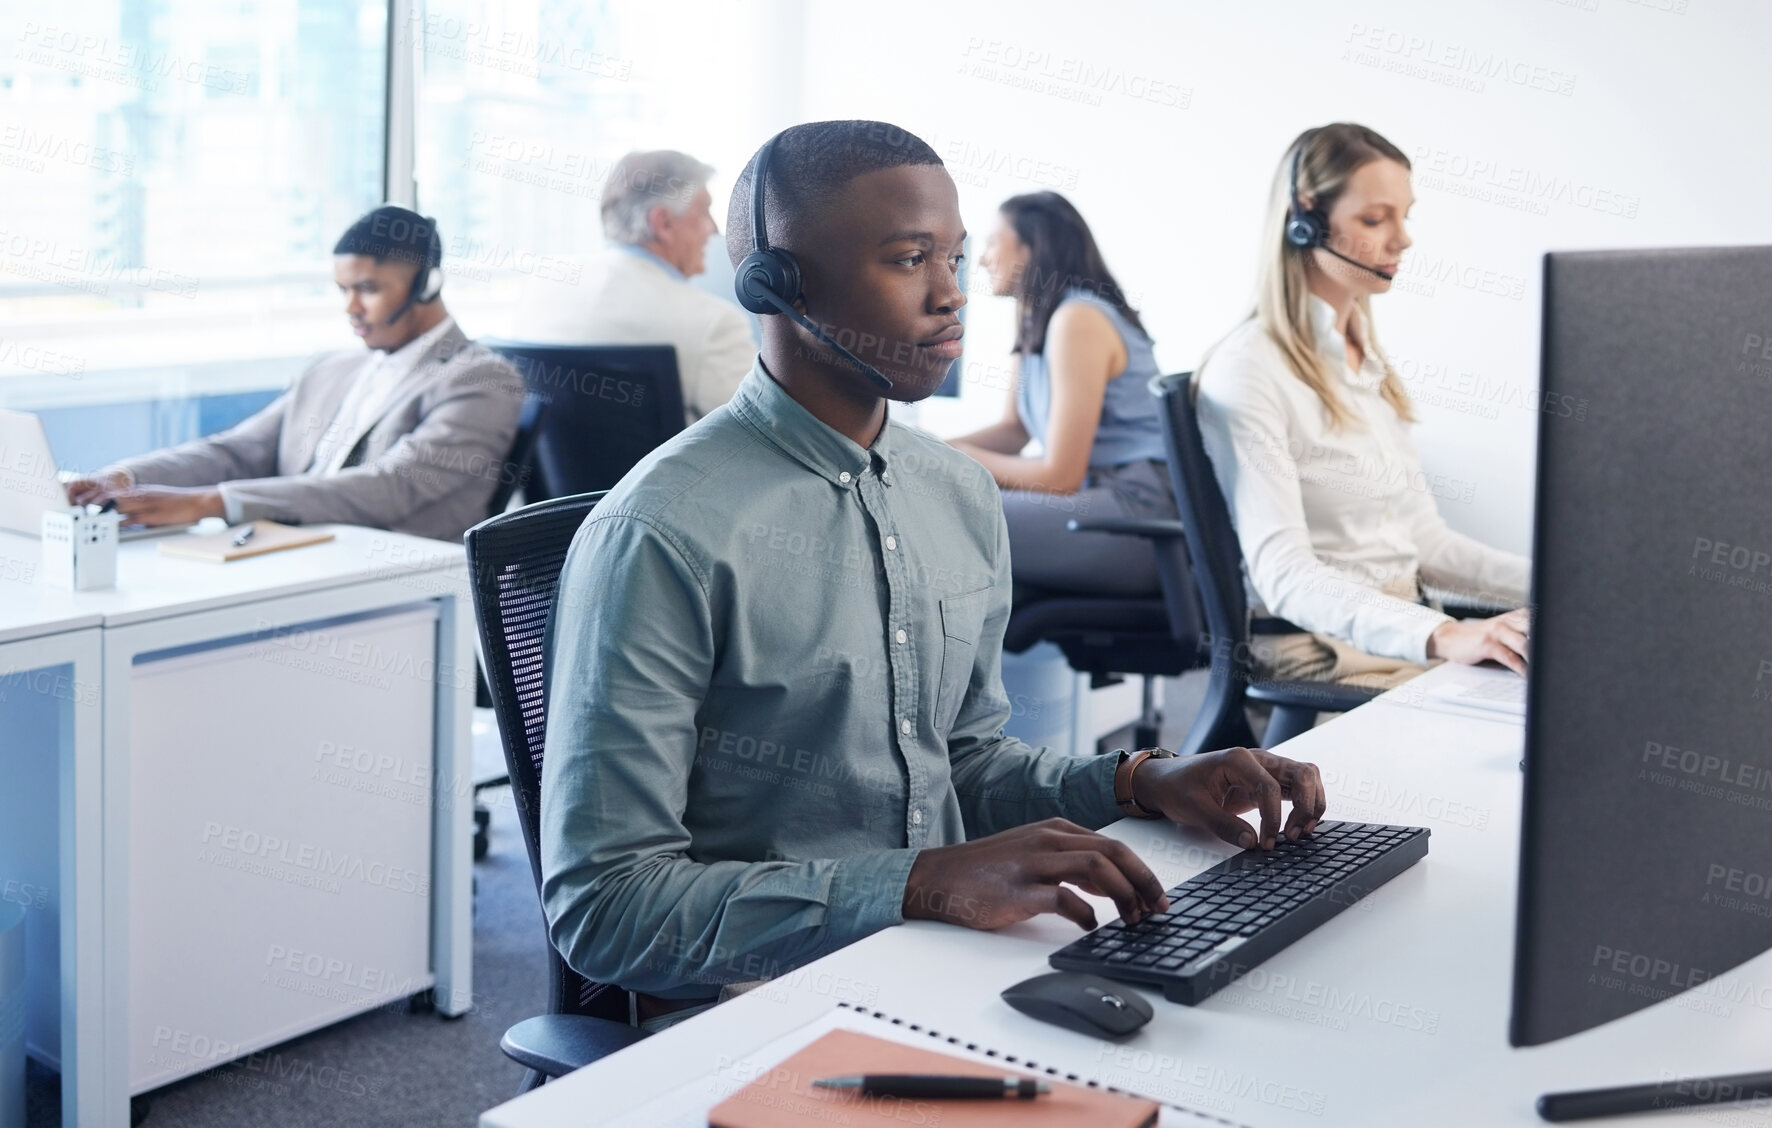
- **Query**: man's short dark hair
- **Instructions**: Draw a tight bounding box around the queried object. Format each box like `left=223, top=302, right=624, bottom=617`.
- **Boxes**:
left=726, top=121, right=944, bottom=269
left=333, top=205, right=441, bottom=270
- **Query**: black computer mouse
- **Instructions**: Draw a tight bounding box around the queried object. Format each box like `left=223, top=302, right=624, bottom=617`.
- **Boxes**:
left=1000, top=971, right=1153, bottom=1038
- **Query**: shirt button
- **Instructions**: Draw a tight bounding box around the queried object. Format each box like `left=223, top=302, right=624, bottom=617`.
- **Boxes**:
left=911, top=809, right=923, bottom=826
left=895, top=628, right=907, bottom=644
left=884, top=535, right=897, bottom=551
left=899, top=718, right=911, bottom=735
left=882, top=471, right=892, bottom=484
left=838, top=472, right=852, bottom=484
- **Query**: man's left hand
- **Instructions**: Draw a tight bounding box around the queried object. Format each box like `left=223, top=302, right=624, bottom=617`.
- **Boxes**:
left=96, top=486, right=225, bottom=526
left=1131, top=747, right=1327, bottom=852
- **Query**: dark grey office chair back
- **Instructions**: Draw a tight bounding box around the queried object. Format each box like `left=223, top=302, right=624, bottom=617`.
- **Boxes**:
left=482, top=341, right=684, bottom=501
left=465, top=493, right=645, bottom=1092
left=1153, top=374, right=1249, bottom=637
left=484, top=392, right=548, bottom=518
left=1151, top=373, right=1376, bottom=752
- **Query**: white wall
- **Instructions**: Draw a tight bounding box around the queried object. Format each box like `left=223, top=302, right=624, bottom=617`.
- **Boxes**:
left=787, top=0, right=1772, bottom=553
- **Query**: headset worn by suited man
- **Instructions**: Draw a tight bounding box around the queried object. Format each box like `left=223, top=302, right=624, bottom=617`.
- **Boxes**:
left=97, top=205, right=523, bottom=543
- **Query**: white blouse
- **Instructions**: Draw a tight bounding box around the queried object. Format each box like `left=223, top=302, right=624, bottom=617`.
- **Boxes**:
left=1195, top=297, right=1530, bottom=664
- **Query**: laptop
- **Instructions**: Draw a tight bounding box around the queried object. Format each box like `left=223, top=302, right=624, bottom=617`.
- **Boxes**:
left=0, top=409, right=196, bottom=541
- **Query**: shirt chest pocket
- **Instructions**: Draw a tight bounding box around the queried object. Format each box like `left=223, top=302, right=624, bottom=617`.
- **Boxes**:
left=934, top=587, right=992, bottom=731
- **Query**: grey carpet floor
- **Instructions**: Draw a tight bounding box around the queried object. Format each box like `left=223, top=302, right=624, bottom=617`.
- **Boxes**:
left=25, top=671, right=1216, bottom=1127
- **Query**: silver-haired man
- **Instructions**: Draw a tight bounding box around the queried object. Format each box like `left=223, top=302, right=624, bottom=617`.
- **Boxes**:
left=510, top=149, right=755, bottom=424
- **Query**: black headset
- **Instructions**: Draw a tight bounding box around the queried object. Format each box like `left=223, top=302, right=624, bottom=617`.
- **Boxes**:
left=384, top=212, right=445, bottom=327
left=1283, top=129, right=1394, bottom=281
left=734, top=133, right=894, bottom=392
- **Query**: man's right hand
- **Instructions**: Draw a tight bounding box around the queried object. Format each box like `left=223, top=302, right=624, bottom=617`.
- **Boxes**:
left=65, top=471, right=131, bottom=505
left=901, top=818, right=1169, bottom=932
left=1426, top=607, right=1530, bottom=675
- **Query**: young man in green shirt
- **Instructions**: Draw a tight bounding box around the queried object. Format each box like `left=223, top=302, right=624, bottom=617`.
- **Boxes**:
left=541, top=120, right=1327, bottom=1028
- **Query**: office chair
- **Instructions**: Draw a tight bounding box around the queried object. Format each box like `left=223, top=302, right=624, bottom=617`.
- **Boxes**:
left=1149, top=372, right=1378, bottom=753
left=472, top=392, right=548, bottom=857
left=485, top=392, right=548, bottom=519
left=464, top=493, right=648, bottom=1094
left=481, top=341, right=684, bottom=500
left=1001, top=552, right=1206, bottom=752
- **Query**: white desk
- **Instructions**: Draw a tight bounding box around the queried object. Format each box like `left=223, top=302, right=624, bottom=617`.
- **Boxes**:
left=480, top=664, right=1772, bottom=1127
left=0, top=525, right=477, bottom=1128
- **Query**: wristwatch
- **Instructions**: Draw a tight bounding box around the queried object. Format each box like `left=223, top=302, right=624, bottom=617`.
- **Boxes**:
left=1113, top=747, right=1177, bottom=819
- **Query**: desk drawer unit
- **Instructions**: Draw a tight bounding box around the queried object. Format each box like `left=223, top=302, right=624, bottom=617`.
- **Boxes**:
left=127, top=606, right=438, bottom=1091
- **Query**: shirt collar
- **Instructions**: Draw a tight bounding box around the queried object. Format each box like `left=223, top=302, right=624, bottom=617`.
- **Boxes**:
left=1306, top=295, right=1386, bottom=391
left=374, top=314, right=455, bottom=367
left=728, top=359, right=891, bottom=489
left=612, top=241, right=686, bottom=281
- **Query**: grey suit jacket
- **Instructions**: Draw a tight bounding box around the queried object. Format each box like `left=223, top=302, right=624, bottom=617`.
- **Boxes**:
left=111, top=323, right=523, bottom=542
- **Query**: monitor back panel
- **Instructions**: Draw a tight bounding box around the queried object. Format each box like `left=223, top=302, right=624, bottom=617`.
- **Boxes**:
left=1512, top=246, right=1772, bottom=1045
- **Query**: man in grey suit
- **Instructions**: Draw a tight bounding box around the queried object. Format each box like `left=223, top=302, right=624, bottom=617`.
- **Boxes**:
left=68, top=205, right=523, bottom=543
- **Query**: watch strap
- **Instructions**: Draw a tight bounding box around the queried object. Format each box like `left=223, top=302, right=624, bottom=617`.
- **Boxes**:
left=1113, top=747, right=1176, bottom=819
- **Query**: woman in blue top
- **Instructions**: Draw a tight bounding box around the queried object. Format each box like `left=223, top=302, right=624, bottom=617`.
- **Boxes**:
left=948, top=191, right=1177, bottom=598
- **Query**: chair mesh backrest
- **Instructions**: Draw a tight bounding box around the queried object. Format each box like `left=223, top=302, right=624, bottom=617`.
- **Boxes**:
left=464, top=491, right=626, bottom=1021
left=481, top=341, right=684, bottom=502
left=1152, top=373, right=1251, bottom=649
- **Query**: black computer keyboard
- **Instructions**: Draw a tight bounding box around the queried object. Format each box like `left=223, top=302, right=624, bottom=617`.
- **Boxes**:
left=1050, top=821, right=1429, bottom=1005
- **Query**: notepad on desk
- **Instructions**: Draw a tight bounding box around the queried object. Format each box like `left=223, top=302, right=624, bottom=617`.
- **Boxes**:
left=156, top=520, right=334, bottom=563
left=708, top=1028, right=1159, bottom=1128
left=1411, top=663, right=1528, bottom=719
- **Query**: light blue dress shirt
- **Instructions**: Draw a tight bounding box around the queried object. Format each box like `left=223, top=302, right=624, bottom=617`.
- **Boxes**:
left=612, top=240, right=685, bottom=280
left=540, top=361, right=1122, bottom=999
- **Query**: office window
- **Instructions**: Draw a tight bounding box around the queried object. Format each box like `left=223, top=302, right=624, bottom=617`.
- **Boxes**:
left=0, top=0, right=386, bottom=465
left=413, top=1, right=792, bottom=330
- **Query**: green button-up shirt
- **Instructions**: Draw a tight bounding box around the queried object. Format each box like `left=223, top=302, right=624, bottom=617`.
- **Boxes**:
left=540, top=362, right=1122, bottom=999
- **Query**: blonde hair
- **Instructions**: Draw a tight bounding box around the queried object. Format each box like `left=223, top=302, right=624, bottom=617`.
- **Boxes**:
left=1206, top=124, right=1415, bottom=429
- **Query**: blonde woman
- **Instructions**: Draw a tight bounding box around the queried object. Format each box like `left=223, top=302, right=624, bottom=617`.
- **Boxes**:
left=1195, top=123, right=1530, bottom=690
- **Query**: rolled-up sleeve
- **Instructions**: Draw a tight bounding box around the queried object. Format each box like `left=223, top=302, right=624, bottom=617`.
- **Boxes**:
left=540, top=512, right=917, bottom=997
left=945, top=508, right=1121, bottom=837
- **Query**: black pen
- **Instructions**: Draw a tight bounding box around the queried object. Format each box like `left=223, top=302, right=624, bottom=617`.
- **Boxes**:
left=812, top=1074, right=1049, bottom=1100
left=231, top=524, right=256, bottom=547
left=1539, top=1070, right=1772, bottom=1121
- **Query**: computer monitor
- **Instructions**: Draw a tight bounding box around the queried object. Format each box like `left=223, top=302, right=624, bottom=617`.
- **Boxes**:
left=1511, top=246, right=1772, bottom=1046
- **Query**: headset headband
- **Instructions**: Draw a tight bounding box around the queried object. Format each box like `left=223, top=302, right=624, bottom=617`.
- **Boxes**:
left=752, top=134, right=779, bottom=254
left=1288, top=128, right=1318, bottom=224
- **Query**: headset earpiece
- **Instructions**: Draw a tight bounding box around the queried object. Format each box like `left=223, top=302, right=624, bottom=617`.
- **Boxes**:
left=1284, top=130, right=1327, bottom=250
left=417, top=219, right=443, bottom=302
left=418, top=264, right=444, bottom=303
left=1284, top=210, right=1325, bottom=249
left=735, top=246, right=800, bottom=316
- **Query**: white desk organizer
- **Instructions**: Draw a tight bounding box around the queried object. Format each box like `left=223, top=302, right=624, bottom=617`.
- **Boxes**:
left=40, top=507, right=121, bottom=590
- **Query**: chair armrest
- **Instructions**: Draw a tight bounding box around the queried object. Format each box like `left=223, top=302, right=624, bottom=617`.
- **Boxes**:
left=1440, top=602, right=1512, bottom=621
left=1246, top=679, right=1380, bottom=714
left=501, top=1013, right=648, bottom=1079
left=1065, top=517, right=1187, bottom=539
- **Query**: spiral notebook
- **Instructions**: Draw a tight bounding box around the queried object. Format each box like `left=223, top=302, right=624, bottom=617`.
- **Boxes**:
left=707, top=1027, right=1158, bottom=1128
left=603, top=1002, right=1251, bottom=1128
